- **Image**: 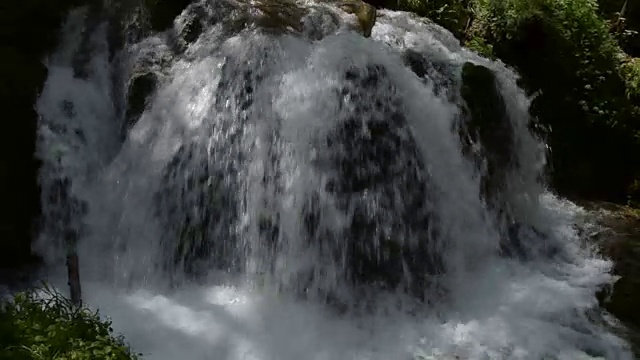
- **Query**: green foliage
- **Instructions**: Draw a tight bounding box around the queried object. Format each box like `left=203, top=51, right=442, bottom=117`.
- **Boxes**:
left=597, top=0, right=640, bottom=56
left=621, top=57, right=640, bottom=107
left=465, top=0, right=640, bottom=201
left=471, top=0, right=625, bottom=123
left=382, top=0, right=640, bottom=202
left=0, top=285, right=141, bottom=360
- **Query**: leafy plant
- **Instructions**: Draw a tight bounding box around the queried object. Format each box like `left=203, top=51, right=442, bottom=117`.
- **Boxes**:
left=0, top=284, right=141, bottom=360
left=461, top=0, right=640, bottom=201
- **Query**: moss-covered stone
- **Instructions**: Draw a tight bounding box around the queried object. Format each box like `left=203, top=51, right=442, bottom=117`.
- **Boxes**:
left=253, top=0, right=309, bottom=32
left=337, top=0, right=377, bottom=37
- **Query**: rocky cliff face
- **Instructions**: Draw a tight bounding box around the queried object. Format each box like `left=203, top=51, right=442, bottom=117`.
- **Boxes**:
left=0, top=0, right=90, bottom=268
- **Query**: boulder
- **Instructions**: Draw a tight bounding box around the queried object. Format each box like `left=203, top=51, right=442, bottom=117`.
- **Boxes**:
left=124, top=72, right=158, bottom=130
left=337, top=0, right=377, bottom=37
left=402, top=49, right=458, bottom=101
left=459, top=62, right=514, bottom=205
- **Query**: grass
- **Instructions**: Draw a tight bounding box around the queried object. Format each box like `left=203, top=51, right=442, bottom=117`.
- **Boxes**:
left=0, top=284, right=141, bottom=360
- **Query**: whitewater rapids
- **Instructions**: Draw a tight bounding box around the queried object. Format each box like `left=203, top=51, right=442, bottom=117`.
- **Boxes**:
left=34, top=2, right=633, bottom=359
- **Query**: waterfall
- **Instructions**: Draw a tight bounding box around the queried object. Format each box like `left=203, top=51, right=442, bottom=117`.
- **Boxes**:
left=34, top=2, right=633, bottom=359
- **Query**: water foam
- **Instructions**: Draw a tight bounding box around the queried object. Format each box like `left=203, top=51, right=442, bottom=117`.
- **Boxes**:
left=34, top=4, right=633, bottom=360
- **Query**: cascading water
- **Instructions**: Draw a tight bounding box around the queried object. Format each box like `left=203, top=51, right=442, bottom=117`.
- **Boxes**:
left=34, top=1, right=634, bottom=359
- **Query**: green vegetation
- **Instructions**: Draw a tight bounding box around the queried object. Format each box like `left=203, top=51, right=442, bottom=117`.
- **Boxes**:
left=468, top=0, right=639, bottom=202
left=0, top=285, right=141, bottom=360
left=376, top=0, right=640, bottom=205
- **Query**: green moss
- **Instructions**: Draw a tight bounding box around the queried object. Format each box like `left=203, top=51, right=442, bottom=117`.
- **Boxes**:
left=621, top=57, right=640, bottom=108
left=337, top=0, right=377, bottom=38
left=0, top=285, right=140, bottom=360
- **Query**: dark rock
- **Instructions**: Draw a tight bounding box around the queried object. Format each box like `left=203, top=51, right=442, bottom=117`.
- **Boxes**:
left=459, top=62, right=550, bottom=261
left=181, top=16, right=203, bottom=44
left=156, top=149, right=240, bottom=278
left=460, top=62, right=514, bottom=205
left=305, top=63, right=442, bottom=301
left=502, top=223, right=564, bottom=260
left=402, top=49, right=457, bottom=100
left=125, top=72, right=158, bottom=130
left=336, top=0, right=377, bottom=37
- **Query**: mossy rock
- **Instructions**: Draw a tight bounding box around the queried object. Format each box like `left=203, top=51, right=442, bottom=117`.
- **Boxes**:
left=337, top=0, right=377, bottom=37
left=252, top=0, right=309, bottom=32
left=242, top=0, right=375, bottom=37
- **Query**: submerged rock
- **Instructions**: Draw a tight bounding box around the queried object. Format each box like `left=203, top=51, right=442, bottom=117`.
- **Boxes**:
left=155, top=144, right=239, bottom=278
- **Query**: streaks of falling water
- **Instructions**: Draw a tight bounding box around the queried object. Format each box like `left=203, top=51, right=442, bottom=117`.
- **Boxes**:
left=34, top=4, right=632, bottom=360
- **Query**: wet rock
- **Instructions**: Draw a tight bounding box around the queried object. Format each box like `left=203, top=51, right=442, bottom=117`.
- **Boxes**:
left=458, top=62, right=551, bottom=262
left=402, top=49, right=457, bottom=100
left=122, top=39, right=173, bottom=133
left=336, top=0, right=377, bottom=37
left=168, top=3, right=207, bottom=52
left=502, top=223, right=563, bottom=260
left=301, top=6, right=341, bottom=41
left=253, top=0, right=309, bottom=33
left=180, top=15, right=203, bottom=44
left=235, top=0, right=375, bottom=38
left=306, top=63, right=442, bottom=301
left=459, top=61, right=514, bottom=206
left=155, top=144, right=240, bottom=278
left=124, top=72, right=158, bottom=130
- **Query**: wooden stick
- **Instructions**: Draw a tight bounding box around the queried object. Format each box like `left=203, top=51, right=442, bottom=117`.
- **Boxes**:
left=66, top=238, right=82, bottom=306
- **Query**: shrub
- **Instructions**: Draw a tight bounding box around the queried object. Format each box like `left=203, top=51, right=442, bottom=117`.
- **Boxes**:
left=0, top=285, right=140, bottom=360
left=464, top=0, right=640, bottom=202
left=378, top=0, right=640, bottom=203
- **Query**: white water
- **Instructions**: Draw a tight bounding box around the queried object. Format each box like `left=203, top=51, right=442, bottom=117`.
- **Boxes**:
left=34, top=3, right=633, bottom=359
